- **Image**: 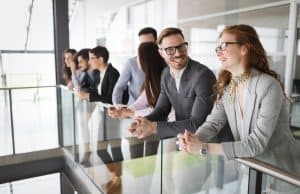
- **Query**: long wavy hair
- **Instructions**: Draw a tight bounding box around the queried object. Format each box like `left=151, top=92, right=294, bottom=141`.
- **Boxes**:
left=138, top=42, right=166, bottom=107
left=215, top=24, right=284, bottom=102
left=62, top=48, right=77, bottom=83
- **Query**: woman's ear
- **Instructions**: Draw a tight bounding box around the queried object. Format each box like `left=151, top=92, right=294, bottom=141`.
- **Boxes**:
left=241, top=44, right=248, bottom=56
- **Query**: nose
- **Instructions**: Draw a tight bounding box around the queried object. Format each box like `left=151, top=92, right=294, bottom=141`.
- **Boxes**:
left=215, top=48, right=222, bottom=56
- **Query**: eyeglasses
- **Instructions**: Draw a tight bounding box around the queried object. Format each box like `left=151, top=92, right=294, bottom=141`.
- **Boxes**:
left=160, top=42, right=188, bottom=55
left=215, top=42, right=242, bottom=53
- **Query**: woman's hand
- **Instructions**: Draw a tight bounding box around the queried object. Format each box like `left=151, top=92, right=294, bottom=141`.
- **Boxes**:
left=177, top=130, right=203, bottom=154
left=108, top=105, right=134, bottom=119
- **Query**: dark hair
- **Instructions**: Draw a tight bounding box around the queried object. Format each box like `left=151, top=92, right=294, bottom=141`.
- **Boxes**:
left=62, top=48, right=77, bottom=82
left=89, top=46, right=109, bottom=63
left=138, top=27, right=157, bottom=41
left=157, top=27, right=184, bottom=45
left=75, top=48, right=90, bottom=61
left=215, top=24, right=284, bottom=102
left=138, top=42, right=166, bottom=107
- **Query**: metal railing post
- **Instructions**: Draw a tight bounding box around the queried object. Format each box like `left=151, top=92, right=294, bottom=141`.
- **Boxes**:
left=248, top=168, right=263, bottom=194
left=8, top=89, right=16, bottom=155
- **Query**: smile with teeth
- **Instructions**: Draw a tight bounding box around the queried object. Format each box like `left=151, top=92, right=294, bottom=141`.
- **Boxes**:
left=173, top=57, right=185, bottom=62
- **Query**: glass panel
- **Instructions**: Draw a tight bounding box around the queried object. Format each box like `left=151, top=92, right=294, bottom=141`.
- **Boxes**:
left=12, top=87, right=58, bottom=153
left=82, top=138, right=162, bottom=194
left=0, top=90, right=13, bottom=156
left=178, top=0, right=287, bottom=20
left=61, top=87, right=76, bottom=151
left=0, top=53, right=55, bottom=88
left=161, top=138, right=249, bottom=194
left=262, top=174, right=300, bottom=194
left=69, top=99, right=161, bottom=193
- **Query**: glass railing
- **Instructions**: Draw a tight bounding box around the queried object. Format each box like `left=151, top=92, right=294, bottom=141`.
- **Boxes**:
left=60, top=86, right=300, bottom=193
left=1, top=85, right=299, bottom=193
left=0, top=85, right=59, bottom=156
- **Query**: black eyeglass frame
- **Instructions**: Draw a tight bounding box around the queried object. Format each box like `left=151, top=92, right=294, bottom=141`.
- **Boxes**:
left=160, top=42, right=188, bottom=55
left=215, top=42, right=242, bottom=53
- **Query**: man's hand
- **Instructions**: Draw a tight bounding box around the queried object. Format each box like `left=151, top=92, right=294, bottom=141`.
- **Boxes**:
left=78, top=90, right=89, bottom=100
left=128, top=116, right=157, bottom=139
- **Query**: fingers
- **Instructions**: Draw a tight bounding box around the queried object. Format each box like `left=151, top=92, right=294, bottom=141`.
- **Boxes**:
left=108, top=106, right=123, bottom=119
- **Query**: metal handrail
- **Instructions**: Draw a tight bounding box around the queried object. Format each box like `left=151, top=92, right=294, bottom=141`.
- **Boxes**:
left=0, top=85, right=57, bottom=90
left=236, top=158, right=300, bottom=187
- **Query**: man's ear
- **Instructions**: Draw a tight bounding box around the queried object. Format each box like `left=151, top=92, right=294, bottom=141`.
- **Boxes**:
left=98, top=56, right=104, bottom=64
left=158, top=48, right=163, bottom=57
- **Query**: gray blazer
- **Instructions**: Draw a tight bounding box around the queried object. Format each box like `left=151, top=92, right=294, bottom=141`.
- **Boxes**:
left=195, top=69, right=300, bottom=173
left=146, top=58, right=216, bottom=138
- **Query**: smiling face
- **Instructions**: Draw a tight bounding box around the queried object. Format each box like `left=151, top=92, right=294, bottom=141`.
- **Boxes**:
left=159, top=33, right=188, bottom=70
left=64, top=52, right=74, bottom=67
left=77, top=56, right=89, bottom=71
left=216, top=32, right=247, bottom=75
left=89, top=53, right=101, bottom=70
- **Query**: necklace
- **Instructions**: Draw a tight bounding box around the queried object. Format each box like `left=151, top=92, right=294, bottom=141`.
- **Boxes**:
left=230, top=72, right=250, bottom=100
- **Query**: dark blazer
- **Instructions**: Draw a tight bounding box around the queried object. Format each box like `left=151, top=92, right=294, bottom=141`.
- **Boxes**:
left=89, top=64, right=119, bottom=104
left=80, top=71, right=97, bottom=93
left=146, top=58, right=218, bottom=138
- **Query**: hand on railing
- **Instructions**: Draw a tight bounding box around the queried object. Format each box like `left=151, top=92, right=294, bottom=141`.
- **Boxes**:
left=77, top=90, right=89, bottom=100
left=108, top=105, right=134, bottom=119
left=128, top=116, right=157, bottom=139
left=67, top=82, right=74, bottom=90
left=177, top=129, right=203, bottom=154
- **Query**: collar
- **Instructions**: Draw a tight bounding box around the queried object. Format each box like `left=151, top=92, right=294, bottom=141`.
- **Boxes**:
left=170, top=63, right=188, bottom=79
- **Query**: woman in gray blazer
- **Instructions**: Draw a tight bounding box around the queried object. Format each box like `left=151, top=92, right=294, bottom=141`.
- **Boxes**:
left=178, top=24, right=300, bottom=176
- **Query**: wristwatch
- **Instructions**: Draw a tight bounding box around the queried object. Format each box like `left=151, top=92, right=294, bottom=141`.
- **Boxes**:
left=199, top=143, right=208, bottom=155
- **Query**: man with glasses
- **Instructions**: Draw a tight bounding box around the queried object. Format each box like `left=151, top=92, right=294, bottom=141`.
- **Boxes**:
left=128, top=27, right=217, bottom=139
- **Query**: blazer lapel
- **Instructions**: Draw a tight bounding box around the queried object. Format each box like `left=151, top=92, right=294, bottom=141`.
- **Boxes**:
left=243, top=70, right=259, bottom=135
left=223, top=87, right=240, bottom=140
left=178, top=61, right=191, bottom=94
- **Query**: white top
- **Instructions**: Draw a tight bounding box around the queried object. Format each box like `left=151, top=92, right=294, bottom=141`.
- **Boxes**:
left=235, top=84, right=248, bottom=140
left=170, top=65, right=187, bottom=91
left=98, top=66, right=108, bottom=95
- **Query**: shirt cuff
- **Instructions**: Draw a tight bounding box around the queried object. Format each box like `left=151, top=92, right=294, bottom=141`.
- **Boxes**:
left=221, top=142, right=236, bottom=160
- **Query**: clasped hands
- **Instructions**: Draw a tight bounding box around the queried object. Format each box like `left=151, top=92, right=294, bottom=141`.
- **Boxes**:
left=128, top=117, right=157, bottom=139
left=177, top=129, right=204, bottom=154
left=108, top=105, right=134, bottom=119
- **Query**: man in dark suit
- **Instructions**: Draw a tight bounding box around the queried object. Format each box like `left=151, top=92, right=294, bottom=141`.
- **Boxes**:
left=78, top=46, right=119, bottom=104
left=78, top=46, right=124, bottom=166
left=129, top=27, right=231, bottom=140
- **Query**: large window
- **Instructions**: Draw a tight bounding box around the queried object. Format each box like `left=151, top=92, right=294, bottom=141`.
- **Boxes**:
left=0, top=0, right=58, bottom=155
left=0, top=0, right=55, bottom=87
left=185, top=4, right=289, bottom=81
left=69, top=0, right=177, bottom=72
